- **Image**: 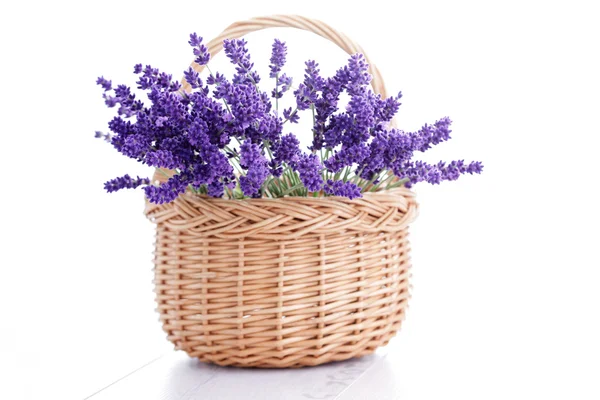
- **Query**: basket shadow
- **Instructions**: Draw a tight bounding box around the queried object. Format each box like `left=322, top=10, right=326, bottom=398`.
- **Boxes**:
left=162, top=351, right=390, bottom=399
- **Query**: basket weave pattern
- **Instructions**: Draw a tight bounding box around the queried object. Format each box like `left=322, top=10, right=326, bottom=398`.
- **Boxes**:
left=145, top=189, right=418, bottom=367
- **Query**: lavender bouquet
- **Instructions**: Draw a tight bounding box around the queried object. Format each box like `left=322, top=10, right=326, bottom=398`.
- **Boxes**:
left=96, top=34, right=482, bottom=203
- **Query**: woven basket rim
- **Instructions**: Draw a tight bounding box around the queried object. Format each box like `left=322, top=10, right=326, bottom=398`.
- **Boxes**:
left=144, top=186, right=418, bottom=239
left=146, top=186, right=416, bottom=205
left=200, top=186, right=414, bottom=202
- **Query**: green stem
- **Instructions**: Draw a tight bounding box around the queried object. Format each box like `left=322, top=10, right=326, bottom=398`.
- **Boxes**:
left=281, top=183, right=305, bottom=197
left=360, top=173, right=380, bottom=193
left=233, top=175, right=243, bottom=198
left=342, top=166, right=351, bottom=183
left=352, top=167, right=366, bottom=186
left=323, top=148, right=332, bottom=181
left=224, top=145, right=240, bottom=160
left=229, top=157, right=244, bottom=176
left=266, top=178, right=281, bottom=198
left=369, top=171, right=394, bottom=191
left=385, top=177, right=409, bottom=190
left=310, top=104, right=316, bottom=154
left=264, top=141, right=274, bottom=162
left=275, top=72, right=279, bottom=116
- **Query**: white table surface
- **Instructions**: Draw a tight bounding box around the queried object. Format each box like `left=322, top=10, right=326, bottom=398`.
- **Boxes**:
left=85, top=347, right=392, bottom=400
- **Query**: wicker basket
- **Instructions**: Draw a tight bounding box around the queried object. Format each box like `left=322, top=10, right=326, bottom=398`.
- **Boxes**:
left=144, top=15, right=419, bottom=368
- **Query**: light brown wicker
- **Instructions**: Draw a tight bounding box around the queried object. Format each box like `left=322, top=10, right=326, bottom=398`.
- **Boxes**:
left=144, top=15, right=419, bottom=368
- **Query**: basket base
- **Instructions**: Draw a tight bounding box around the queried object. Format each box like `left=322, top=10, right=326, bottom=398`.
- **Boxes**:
left=163, top=312, right=404, bottom=368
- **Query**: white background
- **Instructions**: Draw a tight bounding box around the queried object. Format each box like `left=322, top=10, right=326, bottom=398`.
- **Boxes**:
left=1, top=0, right=599, bottom=399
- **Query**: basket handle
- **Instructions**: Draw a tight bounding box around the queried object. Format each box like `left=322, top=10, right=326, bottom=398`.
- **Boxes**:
left=182, top=14, right=388, bottom=98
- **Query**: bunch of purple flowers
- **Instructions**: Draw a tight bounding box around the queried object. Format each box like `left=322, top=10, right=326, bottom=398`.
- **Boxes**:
left=96, top=34, right=482, bottom=203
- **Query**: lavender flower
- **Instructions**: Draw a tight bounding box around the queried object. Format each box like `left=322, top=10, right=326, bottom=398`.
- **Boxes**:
left=344, top=94, right=374, bottom=144
left=96, top=76, right=112, bottom=91
left=399, top=161, right=443, bottom=186
left=145, top=150, right=183, bottom=170
left=94, top=131, right=113, bottom=143
left=144, top=173, right=189, bottom=204
left=283, top=107, right=299, bottom=123
left=97, top=33, right=482, bottom=203
left=296, top=154, right=323, bottom=192
left=357, top=132, right=388, bottom=180
left=104, top=175, right=149, bottom=193
left=215, top=81, right=267, bottom=130
left=207, top=181, right=225, bottom=198
left=107, top=117, right=133, bottom=135
left=439, top=160, right=484, bottom=181
left=189, top=33, right=210, bottom=65
left=376, top=92, right=402, bottom=123
left=134, top=66, right=179, bottom=92
left=274, top=133, right=301, bottom=165
left=345, top=53, right=371, bottom=95
left=269, top=39, right=293, bottom=99
left=239, top=141, right=269, bottom=197
left=411, top=117, right=453, bottom=152
left=466, top=161, right=483, bottom=174
left=303, top=60, right=325, bottom=92
left=244, top=113, right=281, bottom=144
left=322, top=114, right=351, bottom=148
left=118, top=134, right=151, bottom=159
left=223, top=38, right=250, bottom=66
left=205, top=151, right=234, bottom=182
left=324, top=180, right=362, bottom=199
left=223, top=38, right=260, bottom=84
left=183, top=67, right=203, bottom=89
left=399, top=159, right=484, bottom=188
left=294, top=60, right=324, bottom=111
left=324, top=144, right=370, bottom=173
left=269, top=39, right=287, bottom=78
